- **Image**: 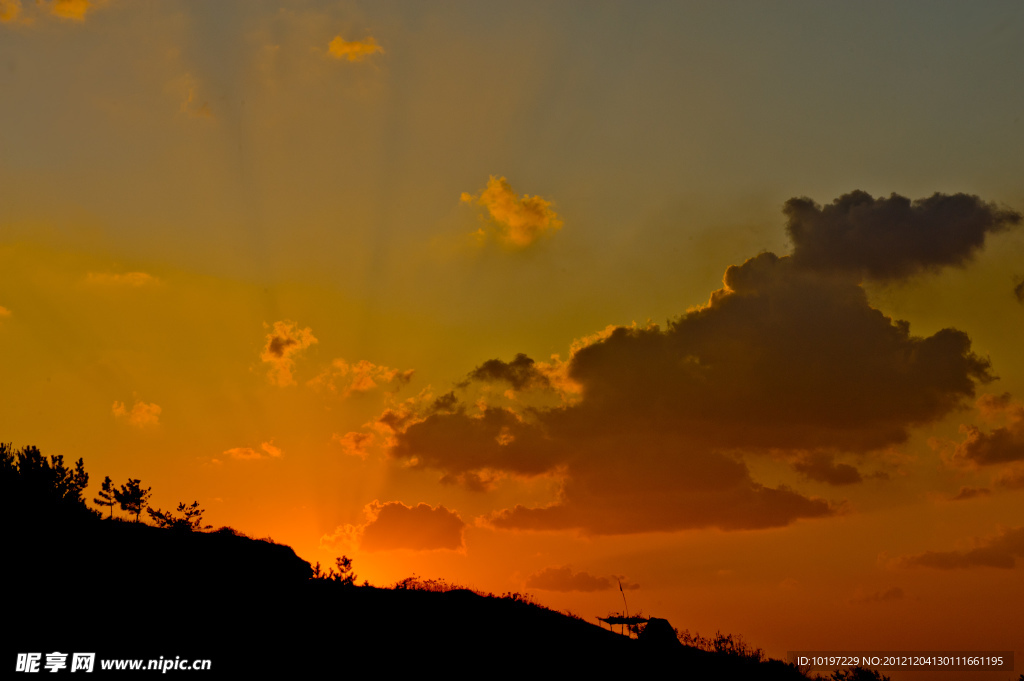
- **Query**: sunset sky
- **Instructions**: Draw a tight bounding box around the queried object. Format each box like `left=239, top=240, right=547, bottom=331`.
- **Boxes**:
left=2, top=1, right=1023, bottom=675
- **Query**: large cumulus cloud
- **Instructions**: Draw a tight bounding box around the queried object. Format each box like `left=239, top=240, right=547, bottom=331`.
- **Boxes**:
left=384, top=191, right=1004, bottom=535
left=564, top=253, right=990, bottom=452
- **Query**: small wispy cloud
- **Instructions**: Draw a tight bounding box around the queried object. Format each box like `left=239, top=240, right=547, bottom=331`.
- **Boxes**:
left=994, top=463, right=1024, bottom=490
left=86, top=272, right=159, bottom=287
left=169, top=73, right=213, bottom=120
left=309, top=358, right=414, bottom=397
left=327, top=35, right=383, bottom=62
left=332, top=431, right=375, bottom=459
left=1, top=0, right=102, bottom=24
left=224, top=441, right=283, bottom=461
left=950, top=486, right=991, bottom=501
left=462, top=176, right=563, bottom=248
left=261, top=320, right=318, bottom=387
left=50, top=0, right=91, bottom=21
left=0, top=0, right=23, bottom=23
left=112, top=400, right=161, bottom=428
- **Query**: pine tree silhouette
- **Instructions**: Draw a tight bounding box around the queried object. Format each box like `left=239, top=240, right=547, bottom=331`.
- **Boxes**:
left=114, top=478, right=152, bottom=523
left=93, top=475, right=117, bottom=519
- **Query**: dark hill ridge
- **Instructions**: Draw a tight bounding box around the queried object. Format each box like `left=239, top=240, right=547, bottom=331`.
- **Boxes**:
left=3, top=445, right=809, bottom=678
left=7, top=517, right=806, bottom=678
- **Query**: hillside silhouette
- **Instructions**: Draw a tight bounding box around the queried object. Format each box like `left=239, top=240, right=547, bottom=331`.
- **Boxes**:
left=3, top=443, right=869, bottom=678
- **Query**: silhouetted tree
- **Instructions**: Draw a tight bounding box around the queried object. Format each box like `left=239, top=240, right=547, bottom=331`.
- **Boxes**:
left=114, top=478, right=152, bottom=523
left=328, top=556, right=356, bottom=585
left=146, top=500, right=211, bottom=531
left=93, top=475, right=117, bottom=519
left=1, top=442, right=93, bottom=518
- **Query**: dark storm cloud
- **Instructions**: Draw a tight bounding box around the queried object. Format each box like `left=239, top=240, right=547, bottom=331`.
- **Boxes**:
left=786, top=191, right=1020, bottom=281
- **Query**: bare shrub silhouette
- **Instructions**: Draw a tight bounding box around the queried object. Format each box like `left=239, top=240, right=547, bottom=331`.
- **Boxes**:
left=392, top=575, right=461, bottom=592
left=677, top=629, right=765, bottom=663
left=213, top=525, right=246, bottom=537
left=828, top=668, right=891, bottom=681
left=499, top=591, right=537, bottom=605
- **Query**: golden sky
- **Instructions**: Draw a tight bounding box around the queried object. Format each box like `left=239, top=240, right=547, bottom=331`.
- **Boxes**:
left=2, top=2, right=1023, bottom=676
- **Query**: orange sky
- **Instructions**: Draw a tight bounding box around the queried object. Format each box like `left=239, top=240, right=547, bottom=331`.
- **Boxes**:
left=2, top=2, right=1023, bottom=677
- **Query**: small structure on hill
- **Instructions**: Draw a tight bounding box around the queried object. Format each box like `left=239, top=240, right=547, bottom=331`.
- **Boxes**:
left=598, top=614, right=649, bottom=637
